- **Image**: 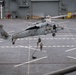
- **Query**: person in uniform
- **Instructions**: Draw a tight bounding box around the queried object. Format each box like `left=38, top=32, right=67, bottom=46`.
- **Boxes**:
left=53, top=24, right=57, bottom=32
left=37, top=37, right=41, bottom=46
left=40, top=43, right=43, bottom=51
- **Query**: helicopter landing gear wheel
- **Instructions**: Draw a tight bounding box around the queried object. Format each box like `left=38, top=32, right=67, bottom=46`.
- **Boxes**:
left=52, top=33, right=56, bottom=37
left=32, top=56, right=37, bottom=59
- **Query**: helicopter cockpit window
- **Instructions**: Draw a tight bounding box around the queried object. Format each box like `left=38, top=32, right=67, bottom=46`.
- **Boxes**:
left=26, top=26, right=40, bottom=30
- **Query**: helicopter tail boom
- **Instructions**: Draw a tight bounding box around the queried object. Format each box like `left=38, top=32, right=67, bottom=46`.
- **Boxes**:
left=0, top=24, right=9, bottom=39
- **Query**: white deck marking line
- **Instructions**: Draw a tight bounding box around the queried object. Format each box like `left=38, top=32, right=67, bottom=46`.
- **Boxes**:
left=54, top=38, right=57, bottom=39
left=6, top=46, right=10, bottom=48
left=63, top=38, right=66, bottom=39
left=66, top=28, right=76, bottom=30
left=57, top=35, right=76, bottom=36
left=43, top=46, right=47, bottom=47
left=14, top=46, right=19, bottom=48
left=0, top=45, right=75, bottom=48
left=52, top=45, right=56, bottom=47
left=58, top=21, right=70, bottom=24
left=66, top=45, right=70, bottom=47
left=10, top=46, right=14, bottom=48
left=4, top=45, right=46, bottom=52
left=28, top=37, right=31, bottom=75
left=28, top=45, right=73, bottom=48
left=67, top=56, right=76, bottom=60
left=71, top=38, right=74, bottom=39
left=0, top=39, right=3, bottom=40
left=65, top=48, right=76, bottom=52
left=67, top=38, right=70, bottom=39
left=42, top=38, right=45, bottom=40
left=0, top=45, right=46, bottom=52
left=58, top=38, right=61, bottom=39
left=1, top=46, right=5, bottom=48
left=14, top=56, right=47, bottom=67
left=50, top=38, right=53, bottom=40
left=46, top=38, right=49, bottom=40
left=8, top=31, right=15, bottom=33
left=62, top=45, right=65, bottom=47
left=17, top=38, right=76, bottom=41
left=33, top=38, right=36, bottom=40
left=57, top=45, right=61, bottom=47
left=71, top=45, right=75, bottom=47
left=48, top=46, right=51, bottom=47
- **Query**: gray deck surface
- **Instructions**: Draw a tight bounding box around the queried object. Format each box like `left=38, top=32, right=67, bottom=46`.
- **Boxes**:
left=0, top=19, right=76, bottom=75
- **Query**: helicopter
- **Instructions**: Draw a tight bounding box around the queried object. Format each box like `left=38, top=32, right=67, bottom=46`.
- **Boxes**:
left=0, top=15, right=66, bottom=45
left=1, top=13, right=75, bottom=45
